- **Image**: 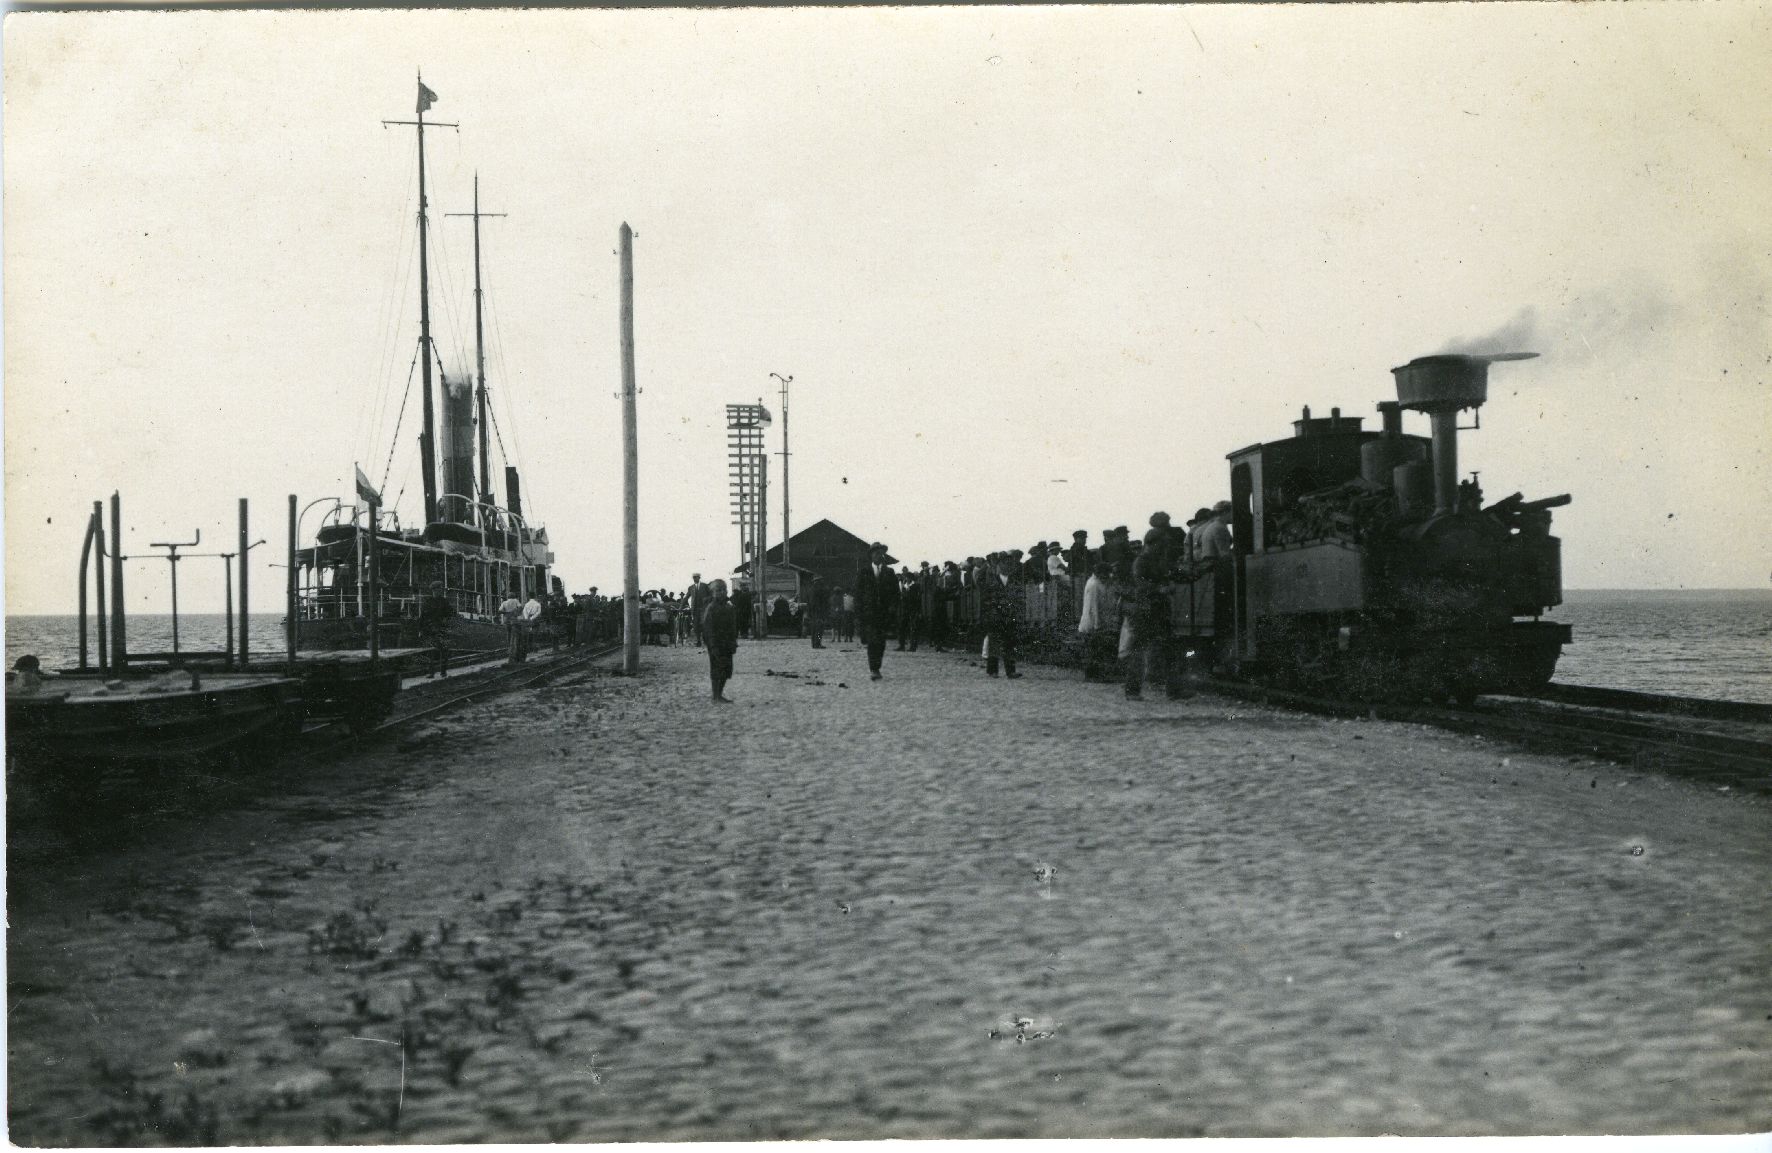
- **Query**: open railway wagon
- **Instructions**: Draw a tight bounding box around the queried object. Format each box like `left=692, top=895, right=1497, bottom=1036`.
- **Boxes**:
left=1174, top=352, right=1570, bottom=703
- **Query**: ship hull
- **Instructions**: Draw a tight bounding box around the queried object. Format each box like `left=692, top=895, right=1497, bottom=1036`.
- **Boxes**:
left=294, top=613, right=511, bottom=655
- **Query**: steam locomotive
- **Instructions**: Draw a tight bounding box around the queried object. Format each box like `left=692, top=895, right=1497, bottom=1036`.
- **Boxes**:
left=1176, top=351, right=1570, bottom=702
left=937, top=350, right=1571, bottom=701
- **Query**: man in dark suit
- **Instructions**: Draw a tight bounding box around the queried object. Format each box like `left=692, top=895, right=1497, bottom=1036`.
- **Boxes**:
left=805, top=575, right=828, bottom=649
left=895, top=568, right=922, bottom=652
left=854, top=541, right=900, bottom=680
left=980, top=553, right=1025, bottom=679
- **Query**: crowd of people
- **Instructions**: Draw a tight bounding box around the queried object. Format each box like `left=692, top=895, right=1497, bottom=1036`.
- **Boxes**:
left=647, top=502, right=1237, bottom=702
left=410, top=501, right=1236, bottom=704
left=824, top=502, right=1235, bottom=698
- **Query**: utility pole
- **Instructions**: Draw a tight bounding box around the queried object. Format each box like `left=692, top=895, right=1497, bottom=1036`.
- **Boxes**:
left=620, top=222, right=640, bottom=675
left=771, top=372, right=793, bottom=564
left=755, top=430, right=768, bottom=638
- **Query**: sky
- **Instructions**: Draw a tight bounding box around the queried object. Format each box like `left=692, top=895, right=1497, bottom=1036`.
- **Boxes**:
left=5, top=3, right=1770, bottom=616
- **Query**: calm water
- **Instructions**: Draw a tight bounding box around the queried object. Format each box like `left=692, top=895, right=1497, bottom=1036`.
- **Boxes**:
left=1545, top=589, right=1772, bottom=704
left=8, top=592, right=1772, bottom=703
left=6, top=614, right=290, bottom=671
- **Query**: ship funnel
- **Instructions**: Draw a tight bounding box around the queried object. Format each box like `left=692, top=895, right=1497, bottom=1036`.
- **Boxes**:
left=438, top=371, right=476, bottom=522
left=505, top=466, right=523, bottom=522
left=1391, top=352, right=1537, bottom=514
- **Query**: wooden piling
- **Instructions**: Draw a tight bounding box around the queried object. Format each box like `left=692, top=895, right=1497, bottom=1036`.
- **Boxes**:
left=109, top=492, right=127, bottom=671
left=77, top=511, right=95, bottom=669
left=287, top=494, right=298, bottom=664
left=238, top=498, right=250, bottom=668
left=93, top=501, right=108, bottom=675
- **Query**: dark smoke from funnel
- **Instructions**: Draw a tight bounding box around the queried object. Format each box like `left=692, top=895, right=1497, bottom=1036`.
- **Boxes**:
left=1444, top=306, right=1541, bottom=356
left=1442, top=284, right=1689, bottom=364
left=440, top=363, right=473, bottom=399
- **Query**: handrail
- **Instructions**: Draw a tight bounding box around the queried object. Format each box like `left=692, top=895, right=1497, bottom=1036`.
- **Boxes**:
left=76, top=509, right=97, bottom=670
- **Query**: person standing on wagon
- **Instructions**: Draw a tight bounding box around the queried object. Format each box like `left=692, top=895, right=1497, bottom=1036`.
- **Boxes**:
left=704, top=579, right=739, bottom=703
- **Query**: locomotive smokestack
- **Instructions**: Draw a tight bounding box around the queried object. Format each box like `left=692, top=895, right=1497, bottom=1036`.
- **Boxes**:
left=1391, top=351, right=1537, bottom=515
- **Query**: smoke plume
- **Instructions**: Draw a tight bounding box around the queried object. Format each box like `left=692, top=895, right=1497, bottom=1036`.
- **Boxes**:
left=1444, top=306, right=1542, bottom=356
left=1444, top=284, right=1687, bottom=363
left=441, top=363, right=474, bottom=398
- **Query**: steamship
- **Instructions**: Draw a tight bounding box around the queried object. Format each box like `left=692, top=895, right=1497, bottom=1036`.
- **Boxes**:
left=292, top=79, right=554, bottom=655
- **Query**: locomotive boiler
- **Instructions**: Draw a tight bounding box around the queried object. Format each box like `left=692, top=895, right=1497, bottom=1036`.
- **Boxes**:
left=1182, top=352, right=1571, bottom=702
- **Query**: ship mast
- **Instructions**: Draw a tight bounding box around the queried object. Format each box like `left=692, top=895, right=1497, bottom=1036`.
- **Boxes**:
left=383, top=73, right=456, bottom=527
left=447, top=175, right=504, bottom=530
left=473, top=178, right=491, bottom=528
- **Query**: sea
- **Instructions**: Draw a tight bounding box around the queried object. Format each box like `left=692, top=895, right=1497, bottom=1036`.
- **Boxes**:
left=6, top=614, right=291, bottom=674
left=6, top=590, right=1772, bottom=703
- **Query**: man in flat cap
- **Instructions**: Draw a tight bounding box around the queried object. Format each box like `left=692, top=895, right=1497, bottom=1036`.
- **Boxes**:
left=1194, top=501, right=1233, bottom=561
left=1066, top=530, right=1093, bottom=576
left=1124, top=528, right=1190, bottom=700
left=981, top=551, right=1025, bottom=679
left=896, top=567, right=922, bottom=652
left=687, top=572, right=710, bottom=648
left=418, top=580, right=457, bottom=678
left=854, top=541, right=900, bottom=680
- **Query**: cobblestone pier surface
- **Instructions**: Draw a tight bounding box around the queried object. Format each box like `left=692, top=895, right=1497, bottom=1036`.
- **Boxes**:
left=8, top=640, right=1771, bottom=1142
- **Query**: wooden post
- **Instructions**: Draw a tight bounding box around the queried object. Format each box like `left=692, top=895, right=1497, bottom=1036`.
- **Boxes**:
left=224, top=555, right=235, bottom=670
left=286, top=494, right=298, bottom=664
left=109, top=492, right=127, bottom=672
left=77, top=510, right=95, bottom=669
left=620, top=222, right=640, bottom=675
left=368, top=498, right=381, bottom=660
left=93, top=501, right=108, bottom=675
left=238, top=498, right=250, bottom=668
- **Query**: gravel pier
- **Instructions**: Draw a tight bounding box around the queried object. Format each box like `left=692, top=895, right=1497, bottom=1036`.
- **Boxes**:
left=7, top=640, right=1770, bottom=1142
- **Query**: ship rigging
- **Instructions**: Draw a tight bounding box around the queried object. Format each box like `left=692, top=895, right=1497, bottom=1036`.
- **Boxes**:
left=292, top=76, right=554, bottom=653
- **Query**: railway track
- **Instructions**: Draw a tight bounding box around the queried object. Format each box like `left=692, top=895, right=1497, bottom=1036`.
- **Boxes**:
left=301, top=642, right=623, bottom=749
left=1200, top=677, right=1772, bottom=792
left=7, top=645, right=627, bottom=851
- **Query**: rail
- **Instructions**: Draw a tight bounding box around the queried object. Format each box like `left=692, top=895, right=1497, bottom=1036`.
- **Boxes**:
left=1192, top=676, right=1772, bottom=792
left=299, top=642, right=621, bottom=749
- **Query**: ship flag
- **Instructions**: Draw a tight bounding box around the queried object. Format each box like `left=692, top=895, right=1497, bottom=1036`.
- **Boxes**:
left=356, top=464, right=382, bottom=506
left=417, top=80, right=438, bottom=114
